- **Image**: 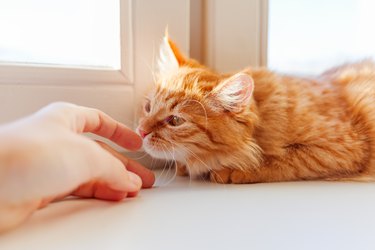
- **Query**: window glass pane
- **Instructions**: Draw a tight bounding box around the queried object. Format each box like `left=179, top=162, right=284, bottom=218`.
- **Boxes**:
left=0, top=0, right=120, bottom=69
left=268, top=0, right=375, bottom=74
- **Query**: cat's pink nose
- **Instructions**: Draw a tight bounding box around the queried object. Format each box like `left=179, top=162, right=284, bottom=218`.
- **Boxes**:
left=139, top=129, right=151, bottom=139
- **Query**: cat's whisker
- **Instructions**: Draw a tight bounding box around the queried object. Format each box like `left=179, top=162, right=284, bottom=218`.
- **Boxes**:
left=149, top=151, right=156, bottom=171
left=168, top=141, right=214, bottom=182
left=157, top=144, right=169, bottom=186
left=159, top=143, right=177, bottom=186
left=178, top=144, right=210, bottom=171
left=163, top=146, right=173, bottom=184
left=184, top=161, right=193, bottom=186
left=166, top=140, right=193, bottom=184
left=208, top=169, right=227, bottom=185
left=131, top=151, right=150, bottom=161
left=162, top=144, right=178, bottom=186
left=151, top=139, right=179, bottom=186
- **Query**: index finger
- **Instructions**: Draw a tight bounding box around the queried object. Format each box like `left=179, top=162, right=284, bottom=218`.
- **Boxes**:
left=40, top=103, right=142, bottom=151
left=74, top=106, right=142, bottom=151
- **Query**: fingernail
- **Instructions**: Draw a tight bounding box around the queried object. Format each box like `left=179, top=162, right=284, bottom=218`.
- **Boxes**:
left=128, top=172, right=142, bottom=190
left=127, top=138, right=143, bottom=151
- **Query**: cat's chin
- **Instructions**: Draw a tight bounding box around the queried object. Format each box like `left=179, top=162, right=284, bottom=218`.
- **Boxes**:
left=143, top=142, right=212, bottom=177
left=142, top=140, right=187, bottom=162
left=143, top=147, right=170, bottom=160
left=142, top=141, right=174, bottom=160
left=144, top=147, right=188, bottom=163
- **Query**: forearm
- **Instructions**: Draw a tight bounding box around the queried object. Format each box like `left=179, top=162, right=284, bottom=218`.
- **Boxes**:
left=0, top=131, right=40, bottom=232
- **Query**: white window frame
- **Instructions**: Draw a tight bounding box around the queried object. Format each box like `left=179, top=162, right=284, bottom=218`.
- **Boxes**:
left=202, top=0, right=268, bottom=72
left=0, top=0, right=133, bottom=86
left=0, top=0, right=191, bottom=129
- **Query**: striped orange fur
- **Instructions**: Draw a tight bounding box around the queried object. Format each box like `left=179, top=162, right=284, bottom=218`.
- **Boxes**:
left=137, top=35, right=375, bottom=184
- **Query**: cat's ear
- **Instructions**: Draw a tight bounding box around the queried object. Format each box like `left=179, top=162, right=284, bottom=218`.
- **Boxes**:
left=156, top=29, right=187, bottom=77
left=211, top=73, right=254, bottom=112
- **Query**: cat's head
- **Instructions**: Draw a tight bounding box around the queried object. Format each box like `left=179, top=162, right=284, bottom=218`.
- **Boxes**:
left=137, top=33, right=259, bottom=176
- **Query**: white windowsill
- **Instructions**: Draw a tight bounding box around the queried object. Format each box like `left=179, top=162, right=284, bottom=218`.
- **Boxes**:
left=1, top=170, right=375, bottom=250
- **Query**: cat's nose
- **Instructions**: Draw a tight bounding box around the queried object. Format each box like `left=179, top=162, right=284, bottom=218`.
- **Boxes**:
left=139, top=129, right=151, bottom=139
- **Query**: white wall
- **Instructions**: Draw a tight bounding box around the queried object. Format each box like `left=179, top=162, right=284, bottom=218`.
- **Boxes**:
left=190, top=0, right=267, bottom=72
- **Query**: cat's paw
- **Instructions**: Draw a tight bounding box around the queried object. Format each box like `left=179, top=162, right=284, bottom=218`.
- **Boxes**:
left=209, top=168, right=232, bottom=183
left=210, top=168, right=255, bottom=184
left=230, top=169, right=250, bottom=183
left=176, top=163, right=189, bottom=176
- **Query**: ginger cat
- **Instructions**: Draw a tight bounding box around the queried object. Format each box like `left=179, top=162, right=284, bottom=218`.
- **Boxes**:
left=137, top=34, right=375, bottom=184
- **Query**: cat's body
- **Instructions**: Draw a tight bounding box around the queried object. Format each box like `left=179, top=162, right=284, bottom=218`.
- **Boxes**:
left=137, top=34, right=375, bottom=184
left=216, top=63, right=375, bottom=183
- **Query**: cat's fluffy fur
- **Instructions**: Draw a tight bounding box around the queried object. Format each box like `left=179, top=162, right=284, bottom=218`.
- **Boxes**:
left=137, top=34, right=375, bottom=184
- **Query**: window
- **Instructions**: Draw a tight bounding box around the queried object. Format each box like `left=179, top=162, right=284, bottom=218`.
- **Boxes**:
left=0, top=0, right=191, bottom=132
left=268, top=0, right=375, bottom=74
left=0, top=0, right=120, bottom=69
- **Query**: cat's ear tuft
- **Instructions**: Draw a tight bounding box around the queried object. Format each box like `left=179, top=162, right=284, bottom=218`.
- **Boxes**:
left=212, top=73, right=254, bottom=112
left=156, top=29, right=186, bottom=77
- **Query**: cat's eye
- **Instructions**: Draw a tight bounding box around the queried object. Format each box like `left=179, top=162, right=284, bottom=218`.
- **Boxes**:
left=144, top=100, right=151, bottom=113
left=166, top=115, right=185, bottom=126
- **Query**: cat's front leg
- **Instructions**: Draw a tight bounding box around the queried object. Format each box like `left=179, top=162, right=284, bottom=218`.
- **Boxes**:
left=209, top=166, right=284, bottom=184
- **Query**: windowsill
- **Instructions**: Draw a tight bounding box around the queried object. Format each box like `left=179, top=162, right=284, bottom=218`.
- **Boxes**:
left=1, top=170, right=375, bottom=249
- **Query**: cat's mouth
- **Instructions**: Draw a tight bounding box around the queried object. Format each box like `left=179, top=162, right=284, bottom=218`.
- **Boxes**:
left=142, top=135, right=172, bottom=160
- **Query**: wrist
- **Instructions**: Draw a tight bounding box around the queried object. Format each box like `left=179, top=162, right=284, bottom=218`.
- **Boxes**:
left=0, top=199, right=40, bottom=233
left=0, top=130, right=40, bottom=204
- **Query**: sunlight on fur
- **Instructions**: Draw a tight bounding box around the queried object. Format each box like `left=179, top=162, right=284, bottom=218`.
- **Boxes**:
left=137, top=32, right=375, bottom=184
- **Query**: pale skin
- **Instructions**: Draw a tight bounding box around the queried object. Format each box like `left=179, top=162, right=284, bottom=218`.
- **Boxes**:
left=0, top=102, right=155, bottom=232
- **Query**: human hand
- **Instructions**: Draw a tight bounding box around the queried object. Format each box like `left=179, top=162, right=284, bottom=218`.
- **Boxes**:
left=0, top=102, right=154, bottom=232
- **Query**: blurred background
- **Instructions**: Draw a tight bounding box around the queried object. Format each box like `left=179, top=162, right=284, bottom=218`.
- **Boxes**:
left=0, top=0, right=374, bottom=129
